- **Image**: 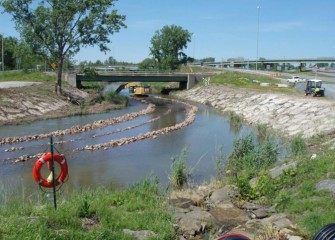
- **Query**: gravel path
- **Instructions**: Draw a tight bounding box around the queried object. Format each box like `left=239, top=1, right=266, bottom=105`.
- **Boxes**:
left=0, top=81, right=42, bottom=88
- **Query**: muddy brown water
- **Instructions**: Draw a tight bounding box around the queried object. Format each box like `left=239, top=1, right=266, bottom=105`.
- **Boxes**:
left=0, top=96, right=266, bottom=201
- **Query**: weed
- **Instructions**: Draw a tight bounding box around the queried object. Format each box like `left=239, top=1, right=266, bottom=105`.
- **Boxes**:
left=290, top=135, right=306, bottom=156
left=104, top=89, right=127, bottom=105
left=0, top=71, right=55, bottom=82
left=79, top=100, right=86, bottom=114
left=228, top=111, right=241, bottom=129
left=256, top=123, right=268, bottom=141
left=255, top=171, right=276, bottom=202
left=236, top=173, right=257, bottom=200
left=0, top=177, right=176, bottom=239
left=169, top=147, right=191, bottom=190
left=78, top=194, right=95, bottom=218
left=215, top=145, right=225, bottom=182
left=225, top=134, right=278, bottom=201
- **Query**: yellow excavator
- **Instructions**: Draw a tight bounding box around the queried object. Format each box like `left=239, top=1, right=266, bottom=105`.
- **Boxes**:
left=116, top=83, right=152, bottom=96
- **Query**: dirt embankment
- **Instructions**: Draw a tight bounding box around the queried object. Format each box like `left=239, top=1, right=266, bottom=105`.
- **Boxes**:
left=175, top=84, right=335, bottom=139
left=0, top=82, right=121, bottom=125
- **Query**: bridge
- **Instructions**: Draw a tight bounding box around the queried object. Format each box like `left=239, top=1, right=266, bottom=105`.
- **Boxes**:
left=65, top=72, right=213, bottom=90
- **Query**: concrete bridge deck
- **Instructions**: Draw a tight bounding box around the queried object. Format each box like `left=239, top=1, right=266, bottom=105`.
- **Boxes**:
left=70, top=72, right=214, bottom=90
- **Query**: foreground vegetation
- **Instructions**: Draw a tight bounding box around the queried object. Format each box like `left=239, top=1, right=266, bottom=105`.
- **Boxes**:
left=221, top=132, right=335, bottom=238
left=1, top=133, right=334, bottom=239
left=0, top=177, right=176, bottom=240
left=1, top=70, right=335, bottom=239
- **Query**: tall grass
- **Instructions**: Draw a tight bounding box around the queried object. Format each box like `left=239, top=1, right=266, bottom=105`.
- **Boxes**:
left=0, top=71, right=55, bottom=82
left=209, top=71, right=296, bottom=93
left=225, top=134, right=278, bottom=200
left=290, top=135, right=306, bottom=156
left=215, top=146, right=225, bottom=182
left=228, top=111, right=242, bottom=132
left=224, top=131, right=335, bottom=238
left=0, top=177, right=176, bottom=240
left=103, top=90, right=128, bottom=105
left=256, top=123, right=268, bottom=141
left=169, top=147, right=191, bottom=190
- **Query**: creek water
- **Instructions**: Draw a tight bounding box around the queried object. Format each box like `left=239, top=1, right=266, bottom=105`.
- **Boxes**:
left=0, top=95, right=268, bottom=200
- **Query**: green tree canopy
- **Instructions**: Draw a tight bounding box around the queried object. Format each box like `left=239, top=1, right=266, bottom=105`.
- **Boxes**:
left=1, top=36, right=18, bottom=70
left=0, top=0, right=126, bottom=91
left=150, top=25, right=191, bottom=70
left=138, top=58, right=156, bottom=70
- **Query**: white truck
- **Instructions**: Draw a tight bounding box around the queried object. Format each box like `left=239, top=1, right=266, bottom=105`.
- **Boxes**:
left=287, top=76, right=306, bottom=83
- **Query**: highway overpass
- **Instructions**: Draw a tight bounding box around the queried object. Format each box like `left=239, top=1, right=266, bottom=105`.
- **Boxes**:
left=193, top=57, right=335, bottom=69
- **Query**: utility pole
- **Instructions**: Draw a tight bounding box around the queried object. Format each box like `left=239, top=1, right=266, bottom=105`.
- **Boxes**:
left=1, top=34, right=4, bottom=71
left=256, top=6, right=261, bottom=71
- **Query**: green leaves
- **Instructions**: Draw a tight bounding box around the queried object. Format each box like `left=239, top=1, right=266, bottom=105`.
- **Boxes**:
left=150, top=25, right=191, bottom=70
left=1, top=0, right=126, bottom=87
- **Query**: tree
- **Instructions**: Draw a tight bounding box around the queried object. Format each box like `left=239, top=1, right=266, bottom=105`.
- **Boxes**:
left=1, top=36, right=18, bottom=70
left=138, top=58, right=156, bottom=70
left=105, top=56, right=116, bottom=66
left=150, top=25, right=191, bottom=70
left=0, top=0, right=126, bottom=92
left=200, top=57, right=215, bottom=63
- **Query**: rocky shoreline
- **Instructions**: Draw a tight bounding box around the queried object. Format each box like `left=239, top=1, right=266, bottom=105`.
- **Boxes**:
left=174, top=84, right=335, bottom=139
left=167, top=84, right=335, bottom=240
left=168, top=185, right=301, bottom=240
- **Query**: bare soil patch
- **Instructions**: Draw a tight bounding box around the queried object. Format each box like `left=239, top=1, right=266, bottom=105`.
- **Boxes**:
left=0, top=82, right=123, bottom=125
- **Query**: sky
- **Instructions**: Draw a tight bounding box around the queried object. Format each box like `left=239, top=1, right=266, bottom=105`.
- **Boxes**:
left=1, top=0, right=335, bottom=64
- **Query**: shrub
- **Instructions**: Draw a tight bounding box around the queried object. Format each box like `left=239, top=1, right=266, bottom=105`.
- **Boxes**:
left=236, top=174, right=257, bottom=200
left=103, top=90, right=127, bottom=105
left=227, top=134, right=278, bottom=176
left=255, top=171, right=276, bottom=201
left=225, top=134, right=279, bottom=200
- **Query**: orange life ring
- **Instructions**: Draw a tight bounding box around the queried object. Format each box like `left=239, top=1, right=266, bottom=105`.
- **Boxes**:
left=32, top=152, right=68, bottom=188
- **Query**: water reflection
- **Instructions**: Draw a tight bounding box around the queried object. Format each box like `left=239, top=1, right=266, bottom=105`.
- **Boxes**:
left=0, top=97, right=267, bottom=200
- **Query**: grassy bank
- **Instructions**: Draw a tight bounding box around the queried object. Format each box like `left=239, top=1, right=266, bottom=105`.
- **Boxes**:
left=222, top=131, right=335, bottom=238
left=208, top=71, right=297, bottom=94
left=0, top=71, right=56, bottom=82
left=0, top=177, right=176, bottom=240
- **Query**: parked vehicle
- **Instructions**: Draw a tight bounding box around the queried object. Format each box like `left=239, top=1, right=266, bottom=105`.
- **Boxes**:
left=305, top=79, right=325, bottom=97
left=287, top=76, right=306, bottom=83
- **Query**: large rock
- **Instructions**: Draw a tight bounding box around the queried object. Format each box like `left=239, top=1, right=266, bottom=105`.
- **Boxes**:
left=209, top=185, right=231, bottom=204
left=177, top=206, right=215, bottom=237
left=315, top=179, right=335, bottom=196
left=269, top=161, right=297, bottom=178
left=168, top=198, right=195, bottom=209
left=123, top=229, right=157, bottom=240
left=209, top=206, right=249, bottom=228
left=170, top=189, right=206, bottom=207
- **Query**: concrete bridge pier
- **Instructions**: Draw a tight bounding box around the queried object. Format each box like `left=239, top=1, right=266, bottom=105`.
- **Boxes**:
left=187, top=73, right=214, bottom=89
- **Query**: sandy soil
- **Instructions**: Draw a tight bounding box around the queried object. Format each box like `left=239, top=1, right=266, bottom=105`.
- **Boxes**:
left=0, top=81, right=121, bottom=125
